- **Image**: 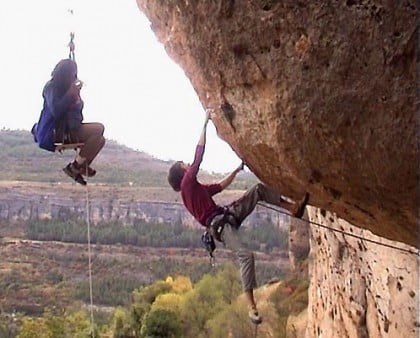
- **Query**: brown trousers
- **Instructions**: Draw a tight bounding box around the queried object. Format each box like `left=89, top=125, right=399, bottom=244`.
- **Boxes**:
left=211, top=183, right=286, bottom=291
left=70, top=123, right=105, bottom=165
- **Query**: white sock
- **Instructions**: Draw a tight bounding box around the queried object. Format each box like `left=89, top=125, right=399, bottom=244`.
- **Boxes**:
left=75, top=155, right=86, bottom=165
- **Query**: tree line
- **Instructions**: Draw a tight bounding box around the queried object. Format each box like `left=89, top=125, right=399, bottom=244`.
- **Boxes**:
left=25, top=219, right=289, bottom=253
left=11, top=262, right=308, bottom=338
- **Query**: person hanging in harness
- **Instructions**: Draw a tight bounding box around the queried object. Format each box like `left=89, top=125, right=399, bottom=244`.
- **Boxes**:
left=32, top=58, right=105, bottom=185
left=167, top=110, right=309, bottom=325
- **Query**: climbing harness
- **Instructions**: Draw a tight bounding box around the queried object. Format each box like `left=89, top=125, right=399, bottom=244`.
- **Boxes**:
left=202, top=208, right=239, bottom=267
left=257, top=202, right=420, bottom=257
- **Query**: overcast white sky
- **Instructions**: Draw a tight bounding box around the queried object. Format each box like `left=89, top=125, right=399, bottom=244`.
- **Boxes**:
left=0, top=0, right=241, bottom=173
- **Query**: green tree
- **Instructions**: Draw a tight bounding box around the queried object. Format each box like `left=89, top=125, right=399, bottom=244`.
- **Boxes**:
left=64, top=310, right=96, bottom=338
left=44, top=311, right=65, bottom=338
left=129, top=303, right=148, bottom=338
left=132, top=281, right=172, bottom=306
left=165, top=275, right=192, bottom=294
left=17, top=318, right=51, bottom=338
left=151, top=293, right=182, bottom=313
left=113, top=307, right=134, bottom=338
left=213, top=263, right=241, bottom=304
left=178, top=264, right=242, bottom=337
left=0, top=314, right=20, bottom=338
left=206, top=302, right=252, bottom=338
left=141, top=309, right=181, bottom=338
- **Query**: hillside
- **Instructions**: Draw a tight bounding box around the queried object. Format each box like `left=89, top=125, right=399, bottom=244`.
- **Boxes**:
left=0, top=129, right=294, bottom=336
left=0, top=129, right=256, bottom=188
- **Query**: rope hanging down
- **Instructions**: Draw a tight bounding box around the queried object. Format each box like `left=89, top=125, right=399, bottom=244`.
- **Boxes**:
left=85, top=168, right=95, bottom=337
left=67, top=8, right=76, bottom=61
left=257, top=202, right=420, bottom=257
left=68, top=32, right=76, bottom=61
left=55, top=7, right=94, bottom=335
left=67, top=9, right=94, bottom=334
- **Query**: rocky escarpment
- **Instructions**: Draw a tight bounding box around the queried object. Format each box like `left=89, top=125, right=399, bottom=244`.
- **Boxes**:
left=134, top=1, right=418, bottom=336
left=0, top=182, right=287, bottom=230
left=136, top=0, right=418, bottom=248
left=285, top=208, right=418, bottom=338
left=306, top=207, right=419, bottom=338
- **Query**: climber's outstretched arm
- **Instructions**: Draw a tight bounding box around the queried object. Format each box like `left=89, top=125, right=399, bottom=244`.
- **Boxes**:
left=189, top=110, right=211, bottom=177
left=197, top=110, right=211, bottom=147
left=218, top=162, right=244, bottom=191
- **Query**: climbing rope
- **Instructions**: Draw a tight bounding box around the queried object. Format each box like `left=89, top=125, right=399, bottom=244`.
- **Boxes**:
left=85, top=167, right=95, bottom=337
left=68, top=32, right=75, bottom=61
left=257, top=202, right=420, bottom=257
left=67, top=9, right=75, bottom=60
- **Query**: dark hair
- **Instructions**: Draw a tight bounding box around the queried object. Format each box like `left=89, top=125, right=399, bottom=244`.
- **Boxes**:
left=168, top=161, right=185, bottom=192
left=51, top=59, right=78, bottom=94
left=31, top=123, right=38, bottom=142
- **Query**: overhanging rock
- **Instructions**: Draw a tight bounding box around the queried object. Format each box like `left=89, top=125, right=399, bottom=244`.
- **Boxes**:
left=136, top=0, right=418, bottom=247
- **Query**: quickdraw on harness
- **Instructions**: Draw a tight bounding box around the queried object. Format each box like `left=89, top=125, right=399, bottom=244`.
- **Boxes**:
left=201, top=231, right=216, bottom=267
left=201, top=208, right=239, bottom=267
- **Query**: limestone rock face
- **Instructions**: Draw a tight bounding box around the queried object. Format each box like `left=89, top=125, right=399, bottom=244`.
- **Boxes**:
left=306, top=207, right=419, bottom=338
left=289, top=211, right=310, bottom=270
left=136, top=0, right=418, bottom=247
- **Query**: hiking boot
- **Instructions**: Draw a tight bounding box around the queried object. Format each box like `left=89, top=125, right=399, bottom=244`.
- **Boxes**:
left=79, top=165, right=96, bottom=177
left=63, top=163, right=87, bottom=186
left=294, top=192, right=309, bottom=219
left=73, top=161, right=96, bottom=177
left=248, top=310, right=262, bottom=325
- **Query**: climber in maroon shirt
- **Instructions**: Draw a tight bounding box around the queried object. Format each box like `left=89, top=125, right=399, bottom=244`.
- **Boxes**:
left=168, top=110, right=309, bottom=325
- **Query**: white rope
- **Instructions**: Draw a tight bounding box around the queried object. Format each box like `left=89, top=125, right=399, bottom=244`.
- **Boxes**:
left=257, top=202, right=420, bottom=256
left=67, top=8, right=76, bottom=61
left=85, top=167, right=95, bottom=337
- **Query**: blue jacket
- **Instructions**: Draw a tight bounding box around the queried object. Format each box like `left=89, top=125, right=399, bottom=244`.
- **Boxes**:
left=34, top=82, right=83, bottom=152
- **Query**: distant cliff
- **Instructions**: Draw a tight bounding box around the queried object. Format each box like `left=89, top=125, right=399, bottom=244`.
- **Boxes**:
left=0, top=182, right=288, bottom=230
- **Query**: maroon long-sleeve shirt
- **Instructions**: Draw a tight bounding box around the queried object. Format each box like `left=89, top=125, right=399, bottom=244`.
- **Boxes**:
left=180, top=145, right=223, bottom=226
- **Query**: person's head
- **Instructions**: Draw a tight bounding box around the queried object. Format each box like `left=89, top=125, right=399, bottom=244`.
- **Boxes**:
left=168, top=161, right=189, bottom=192
left=51, top=59, right=78, bottom=92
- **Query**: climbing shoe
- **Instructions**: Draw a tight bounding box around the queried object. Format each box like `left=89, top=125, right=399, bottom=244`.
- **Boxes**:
left=248, top=310, right=262, bottom=325
left=79, top=165, right=96, bottom=177
left=73, top=161, right=96, bottom=177
left=63, top=163, right=87, bottom=186
left=294, top=192, right=309, bottom=219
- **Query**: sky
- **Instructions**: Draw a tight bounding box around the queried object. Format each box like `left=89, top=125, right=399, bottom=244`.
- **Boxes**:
left=0, top=0, right=241, bottom=173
